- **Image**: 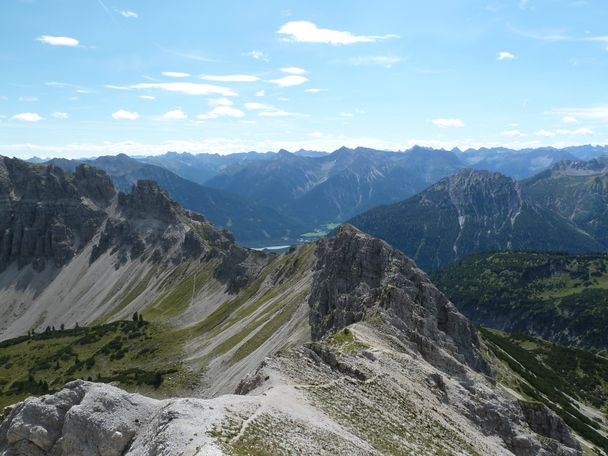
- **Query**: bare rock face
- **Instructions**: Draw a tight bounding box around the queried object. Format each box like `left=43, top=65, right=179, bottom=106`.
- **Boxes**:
left=310, top=224, right=489, bottom=375
left=0, top=380, right=155, bottom=456
left=519, top=401, right=580, bottom=450
left=0, top=158, right=115, bottom=272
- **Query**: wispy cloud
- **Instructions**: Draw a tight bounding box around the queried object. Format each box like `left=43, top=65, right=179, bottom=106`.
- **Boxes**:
left=12, top=112, right=43, bottom=122
left=107, top=82, right=237, bottom=97
left=498, top=51, right=515, bottom=60
left=244, top=50, right=269, bottom=62
left=278, top=21, right=398, bottom=45
left=162, top=71, right=190, bottom=78
left=258, top=110, right=298, bottom=117
left=120, top=10, right=138, bottom=19
left=112, top=109, right=139, bottom=120
left=18, top=96, right=38, bottom=102
left=305, top=88, right=326, bottom=93
left=346, top=55, right=401, bottom=68
left=536, top=129, right=555, bottom=137
left=268, top=75, right=308, bottom=87
left=139, top=95, right=156, bottom=100
left=162, top=109, right=188, bottom=120
left=549, top=105, right=608, bottom=121
left=244, top=102, right=273, bottom=110
left=208, top=98, right=233, bottom=106
left=201, top=74, right=258, bottom=82
left=556, top=127, right=594, bottom=136
left=36, top=35, right=79, bottom=47
left=197, top=106, right=244, bottom=119
left=280, top=67, right=307, bottom=74
left=52, top=112, right=69, bottom=120
left=432, top=118, right=465, bottom=128
left=501, top=129, right=525, bottom=137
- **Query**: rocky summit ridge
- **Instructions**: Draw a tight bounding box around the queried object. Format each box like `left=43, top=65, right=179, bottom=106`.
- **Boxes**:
left=0, top=220, right=584, bottom=455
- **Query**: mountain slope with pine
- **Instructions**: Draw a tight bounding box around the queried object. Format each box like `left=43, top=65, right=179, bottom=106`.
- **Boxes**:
left=433, top=251, right=608, bottom=351
left=348, top=168, right=605, bottom=271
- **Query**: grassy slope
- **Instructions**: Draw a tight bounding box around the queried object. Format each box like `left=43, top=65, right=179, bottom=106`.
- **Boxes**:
left=434, top=251, right=608, bottom=350
left=0, top=321, right=190, bottom=411
left=481, top=328, right=608, bottom=453
left=0, top=243, right=317, bottom=412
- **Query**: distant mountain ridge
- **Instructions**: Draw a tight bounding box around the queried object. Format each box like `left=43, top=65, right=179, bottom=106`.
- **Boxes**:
left=31, top=144, right=608, bottom=246
left=349, top=158, right=608, bottom=270
left=45, top=154, right=302, bottom=245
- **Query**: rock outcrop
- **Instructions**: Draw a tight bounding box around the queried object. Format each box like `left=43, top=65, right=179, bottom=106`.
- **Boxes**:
left=0, top=158, right=115, bottom=272
left=310, top=224, right=489, bottom=375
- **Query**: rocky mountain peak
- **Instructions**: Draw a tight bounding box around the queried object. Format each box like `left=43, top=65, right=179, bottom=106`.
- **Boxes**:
left=73, top=164, right=116, bottom=205
left=0, top=157, right=113, bottom=272
left=310, top=224, right=489, bottom=375
left=117, top=180, right=180, bottom=224
left=548, top=157, right=608, bottom=177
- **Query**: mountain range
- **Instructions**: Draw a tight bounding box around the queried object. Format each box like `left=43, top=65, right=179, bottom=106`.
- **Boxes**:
left=29, top=144, right=608, bottom=248
left=1, top=157, right=607, bottom=455
left=349, top=157, right=608, bottom=271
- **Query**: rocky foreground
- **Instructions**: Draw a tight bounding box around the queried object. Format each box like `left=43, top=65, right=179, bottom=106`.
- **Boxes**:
left=0, top=226, right=582, bottom=455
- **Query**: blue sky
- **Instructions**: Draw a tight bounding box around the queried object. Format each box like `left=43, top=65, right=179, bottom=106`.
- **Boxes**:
left=1, top=0, right=607, bottom=158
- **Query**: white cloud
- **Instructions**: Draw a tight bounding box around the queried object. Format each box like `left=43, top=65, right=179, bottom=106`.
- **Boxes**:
left=139, top=95, right=156, bottom=100
left=340, top=112, right=354, bottom=118
left=52, top=112, right=69, bottom=120
left=255, top=90, right=265, bottom=97
left=556, top=127, right=594, bottom=136
left=281, top=67, right=307, bottom=74
left=244, top=102, right=273, bottom=110
left=347, top=55, right=401, bottom=68
left=269, top=75, right=308, bottom=87
left=562, top=115, right=578, bottom=124
left=305, top=88, right=326, bottom=93
left=18, top=96, right=38, bottom=102
left=201, top=74, right=258, bottom=82
left=112, top=109, right=139, bottom=120
left=162, top=71, right=190, bottom=78
left=498, top=51, right=516, bottom=60
left=12, top=112, right=43, bottom=122
left=120, top=10, right=138, bottom=18
left=278, top=21, right=398, bottom=45
left=501, top=129, right=525, bottom=137
left=550, top=106, right=608, bottom=121
left=245, top=50, right=269, bottom=62
left=111, top=82, right=237, bottom=97
left=308, top=131, right=324, bottom=138
left=197, top=106, right=244, bottom=119
left=432, top=118, right=465, bottom=128
left=536, top=129, right=555, bottom=137
left=208, top=98, right=233, bottom=106
left=36, top=35, right=79, bottom=47
left=258, top=110, right=297, bottom=117
left=162, top=109, right=188, bottom=120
